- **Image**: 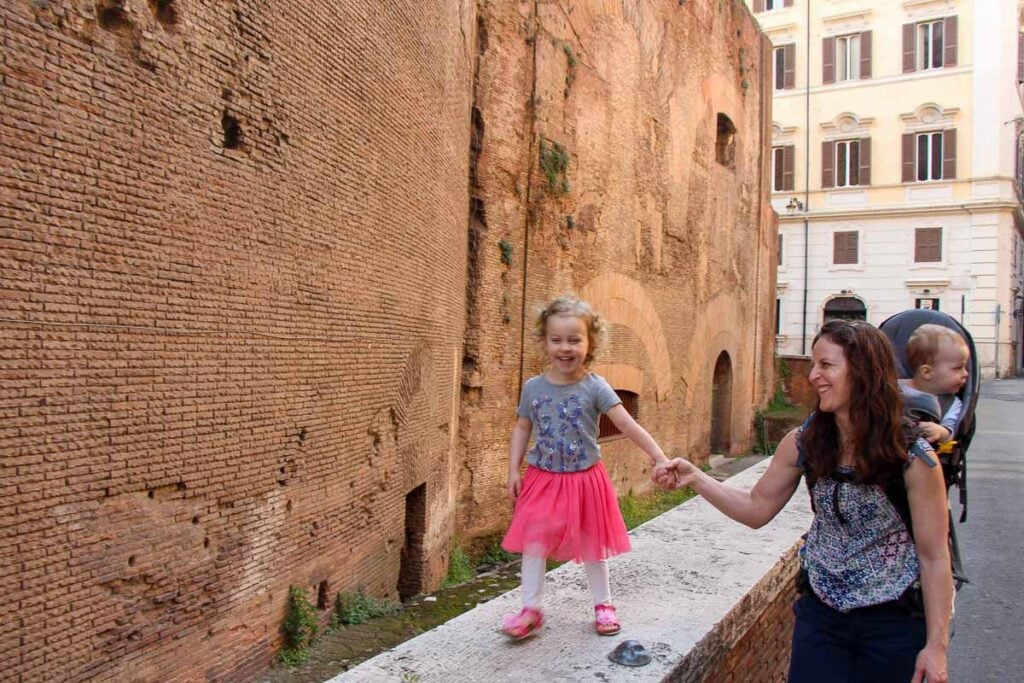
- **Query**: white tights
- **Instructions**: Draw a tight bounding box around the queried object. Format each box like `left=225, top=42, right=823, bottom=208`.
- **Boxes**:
left=520, top=555, right=611, bottom=608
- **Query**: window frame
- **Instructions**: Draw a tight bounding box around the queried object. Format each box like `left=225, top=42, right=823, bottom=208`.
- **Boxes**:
left=835, top=33, right=861, bottom=82
left=834, top=139, right=861, bottom=188
left=917, top=20, right=944, bottom=71
left=916, top=131, right=944, bottom=182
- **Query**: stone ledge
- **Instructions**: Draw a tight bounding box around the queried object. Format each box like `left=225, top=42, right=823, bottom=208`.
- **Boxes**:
left=329, top=460, right=813, bottom=682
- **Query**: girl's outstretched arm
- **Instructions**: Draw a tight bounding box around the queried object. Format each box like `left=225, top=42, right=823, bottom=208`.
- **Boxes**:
left=658, top=428, right=804, bottom=529
left=507, top=416, right=533, bottom=502
left=605, top=404, right=669, bottom=466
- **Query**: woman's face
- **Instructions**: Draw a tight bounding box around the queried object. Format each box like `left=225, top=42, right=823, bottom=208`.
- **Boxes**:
left=809, top=336, right=851, bottom=417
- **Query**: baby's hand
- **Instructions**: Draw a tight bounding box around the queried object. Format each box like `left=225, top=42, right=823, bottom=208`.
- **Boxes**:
left=918, top=420, right=950, bottom=444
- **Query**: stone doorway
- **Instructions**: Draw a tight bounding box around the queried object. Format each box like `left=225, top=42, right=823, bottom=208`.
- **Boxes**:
left=397, top=483, right=427, bottom=600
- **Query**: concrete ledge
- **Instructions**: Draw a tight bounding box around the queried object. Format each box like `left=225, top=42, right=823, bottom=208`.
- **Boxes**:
left=330, top=460, right=813, bottom=682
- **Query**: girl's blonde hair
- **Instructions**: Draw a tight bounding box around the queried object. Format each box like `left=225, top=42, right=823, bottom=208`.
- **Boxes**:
left=534, top=294, right=606, bottom=366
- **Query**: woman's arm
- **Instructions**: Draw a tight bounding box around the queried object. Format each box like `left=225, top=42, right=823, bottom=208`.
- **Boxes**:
left=506, top=416, right=533, bottom=501
left=905, top=454, right=952, bottom=683
left=658, top=428, right=804, bottom=529
left=605, top=404, right=668, bottom=466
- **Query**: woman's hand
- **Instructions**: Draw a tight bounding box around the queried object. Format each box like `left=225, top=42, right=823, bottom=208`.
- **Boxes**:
left=507, top=469, right=522, bottom=503
left=911, top=643, right=947, bottom=683
left=654, top=458, right=698, bottom=490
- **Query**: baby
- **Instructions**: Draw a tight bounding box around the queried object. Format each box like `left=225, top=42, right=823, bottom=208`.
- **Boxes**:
left=900, top=323, right=970, bottom=444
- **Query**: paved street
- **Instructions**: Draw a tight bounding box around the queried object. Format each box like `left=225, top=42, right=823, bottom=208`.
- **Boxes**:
left=949, top=378, right=1024, bottom=682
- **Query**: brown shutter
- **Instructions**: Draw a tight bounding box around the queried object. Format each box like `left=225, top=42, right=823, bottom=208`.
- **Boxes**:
left=823, top=37, right=835, bottom=84
left=773, top=148, right=784, bottom=190
left=860, top=31, right=872, bottom=79
left=914, top=228, right=942, bottom=263
left=903, top=23, right=916, bottom=73
left=943, top=129, right=957, bottom=179
left=1018, top=32, right=1024, bottom=82
left=784, top=44, right=796, bottom=89
left=778, top=233, right=783, bottom=266
left=944, top=16, right=958, bottom=67
left=902, top=133, right=916, bottom=183
left=822, top=141, right=835, bottom=188
left=858, top=138, right=871, bottom=186
left=783, top=145, right=795, bottom=192
left=754, top=0, right=764, bottom=12
left=834, top=231, right=858, bottom=264
left=784, top=0, right=793, bottom=7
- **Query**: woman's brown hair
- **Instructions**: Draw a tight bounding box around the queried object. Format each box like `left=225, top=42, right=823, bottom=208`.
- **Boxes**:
left=802, top=320, right=909, bottom=484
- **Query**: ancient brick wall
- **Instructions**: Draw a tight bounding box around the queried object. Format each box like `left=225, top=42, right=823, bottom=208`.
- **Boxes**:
left=1, top=0, right=473, bottom=680
left=779, top=355, right=816, bottom=409
left=1, top=0, right=776, bottom=680
left=458, top=0, right=777, bottom=538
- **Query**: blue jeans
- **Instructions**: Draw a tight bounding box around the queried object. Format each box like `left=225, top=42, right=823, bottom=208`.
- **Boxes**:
left=788, top=592, right=927, bottom=683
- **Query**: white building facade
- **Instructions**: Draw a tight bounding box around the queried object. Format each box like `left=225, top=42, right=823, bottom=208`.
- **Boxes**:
left=748, top=0, right=1024, bottom=378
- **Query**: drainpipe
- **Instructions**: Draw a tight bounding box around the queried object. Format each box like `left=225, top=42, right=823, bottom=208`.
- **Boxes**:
left=800, top=0, right=811, bottom=355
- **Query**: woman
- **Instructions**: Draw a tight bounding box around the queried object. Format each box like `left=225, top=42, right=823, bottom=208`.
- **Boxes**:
left=656, top=320, right=951, bottom=683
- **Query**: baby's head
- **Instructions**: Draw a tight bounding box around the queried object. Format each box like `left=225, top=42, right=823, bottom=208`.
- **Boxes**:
left=534, top=294, right=606, bottom=368
left=906, top=323, right=970, bottom=395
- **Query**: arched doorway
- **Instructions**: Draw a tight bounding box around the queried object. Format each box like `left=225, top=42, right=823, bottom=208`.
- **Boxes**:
left=710, top=351, right=732, bottom=454
left=823, top=296, right=867, bottom=322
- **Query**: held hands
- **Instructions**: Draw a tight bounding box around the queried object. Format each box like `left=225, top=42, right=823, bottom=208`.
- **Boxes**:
left=652, top=457, right=699, bottom=490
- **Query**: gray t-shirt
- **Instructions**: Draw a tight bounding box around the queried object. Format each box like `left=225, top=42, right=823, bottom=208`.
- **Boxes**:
left=516, top=373, right=622, bottom=472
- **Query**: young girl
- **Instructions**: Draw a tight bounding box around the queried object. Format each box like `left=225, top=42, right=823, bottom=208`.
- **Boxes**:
left=500, top=295, right=670, bottom=639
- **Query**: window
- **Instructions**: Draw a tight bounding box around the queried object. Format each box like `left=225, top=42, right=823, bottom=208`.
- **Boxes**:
left=915, top=298, right=941, bottom=311
left=773, top=44, right=795, bottom=90
left=822, top=138, right=871, bottom=188
left=716, top=114, right=736, bottom=168
left=756, top=0, right=792, bottom=12
left=835, top=140, right=860, bottom=187
left=914, top=227, right=942, bottom=262
left=837, top=34, right=859, bottom=80
left=775, top=299, right=781, bottom=335
left=598, top=390, right=638, bottom=440
left=824, top=32, right=872, bottom=84
left=777, top=232, right=783, bottom=266
left=903, top=17, right=957, bottom=73
left=833, top=230, right=858, bottom=265
left=902, top=130, right=956, bottom=183
left=772, top=145, right=795, bottom=192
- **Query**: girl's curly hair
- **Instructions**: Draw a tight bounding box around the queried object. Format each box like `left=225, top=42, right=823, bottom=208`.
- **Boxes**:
left=802, top=319, right=910, bottom=485
left=534, top=294, right=606, bottom=366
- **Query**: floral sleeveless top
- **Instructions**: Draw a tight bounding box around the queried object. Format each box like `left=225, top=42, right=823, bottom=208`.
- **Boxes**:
left=798, top=431, right=937, bottom=612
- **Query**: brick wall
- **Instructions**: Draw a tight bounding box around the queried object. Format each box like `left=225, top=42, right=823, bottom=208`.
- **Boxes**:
left=458, top=0, right=778, bottom=539
left=1, top=0, right=473, bottom=680
left=1, top=0, right=776, bottom=679
left=668, top=545, right=801, bottom=683
left=779, top=355, right=816, bottom=409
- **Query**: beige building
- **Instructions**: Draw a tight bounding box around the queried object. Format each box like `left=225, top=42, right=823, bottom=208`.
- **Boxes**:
left=747, top=0, right=1024, bottom=378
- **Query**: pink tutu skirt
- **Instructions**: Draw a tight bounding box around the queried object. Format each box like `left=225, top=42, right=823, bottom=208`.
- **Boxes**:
left=501, top=462, right=631, bottom=563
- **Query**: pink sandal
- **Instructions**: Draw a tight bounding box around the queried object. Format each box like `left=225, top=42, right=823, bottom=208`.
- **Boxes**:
left=501, top=607, right=544, bottom=640
left=594, top=604, right=621, bottom=636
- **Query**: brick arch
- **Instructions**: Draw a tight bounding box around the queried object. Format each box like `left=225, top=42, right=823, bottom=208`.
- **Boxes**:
left=580, top=273, right=672, bottom=400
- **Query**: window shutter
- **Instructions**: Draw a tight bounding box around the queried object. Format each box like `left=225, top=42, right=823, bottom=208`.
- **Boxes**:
left=1018, top=32, right=1024, bottom=82
left=834, top=231, right=858, bottom=264
left=902, top=133, right=916, bottom=183
left=860, top=31, right=872, bottom=79
left=915, top=228, right=942, bottom=263
left=783, top=145, right=795, bottom=192
left=754, top=0, right=764, bottom=12
left=943, top=129, right=957, bottom=179
left=903, top=24, right=916, bottom=73
left=784, top=0, right=793, bottom=7
left=778, top=233, right=783, bottom=266
left=858, top=138, right=871, bottom=186
left=944, top=16, right=958, bottom=67
left=784, top=44, right=796, bottom=89
left=822, top=37, right=835, bottom=84
left=773, top=148, right=785, bottom=190
left=822, top=141, right=835, bottom=188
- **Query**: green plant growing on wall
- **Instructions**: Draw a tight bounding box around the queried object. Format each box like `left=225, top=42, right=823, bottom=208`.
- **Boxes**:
left=565, top=214, right=575, bottom=230
left=331, top=588, right=399, bottom=627
left=443, top=544, right=475, bottom=587
left=279, top=586, right=319, bottom=665
left=563, top=42, right=577, bottom=95
left=498, top=239, right=514, bottom=265
left=539, top=138, right=570, bottom=195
